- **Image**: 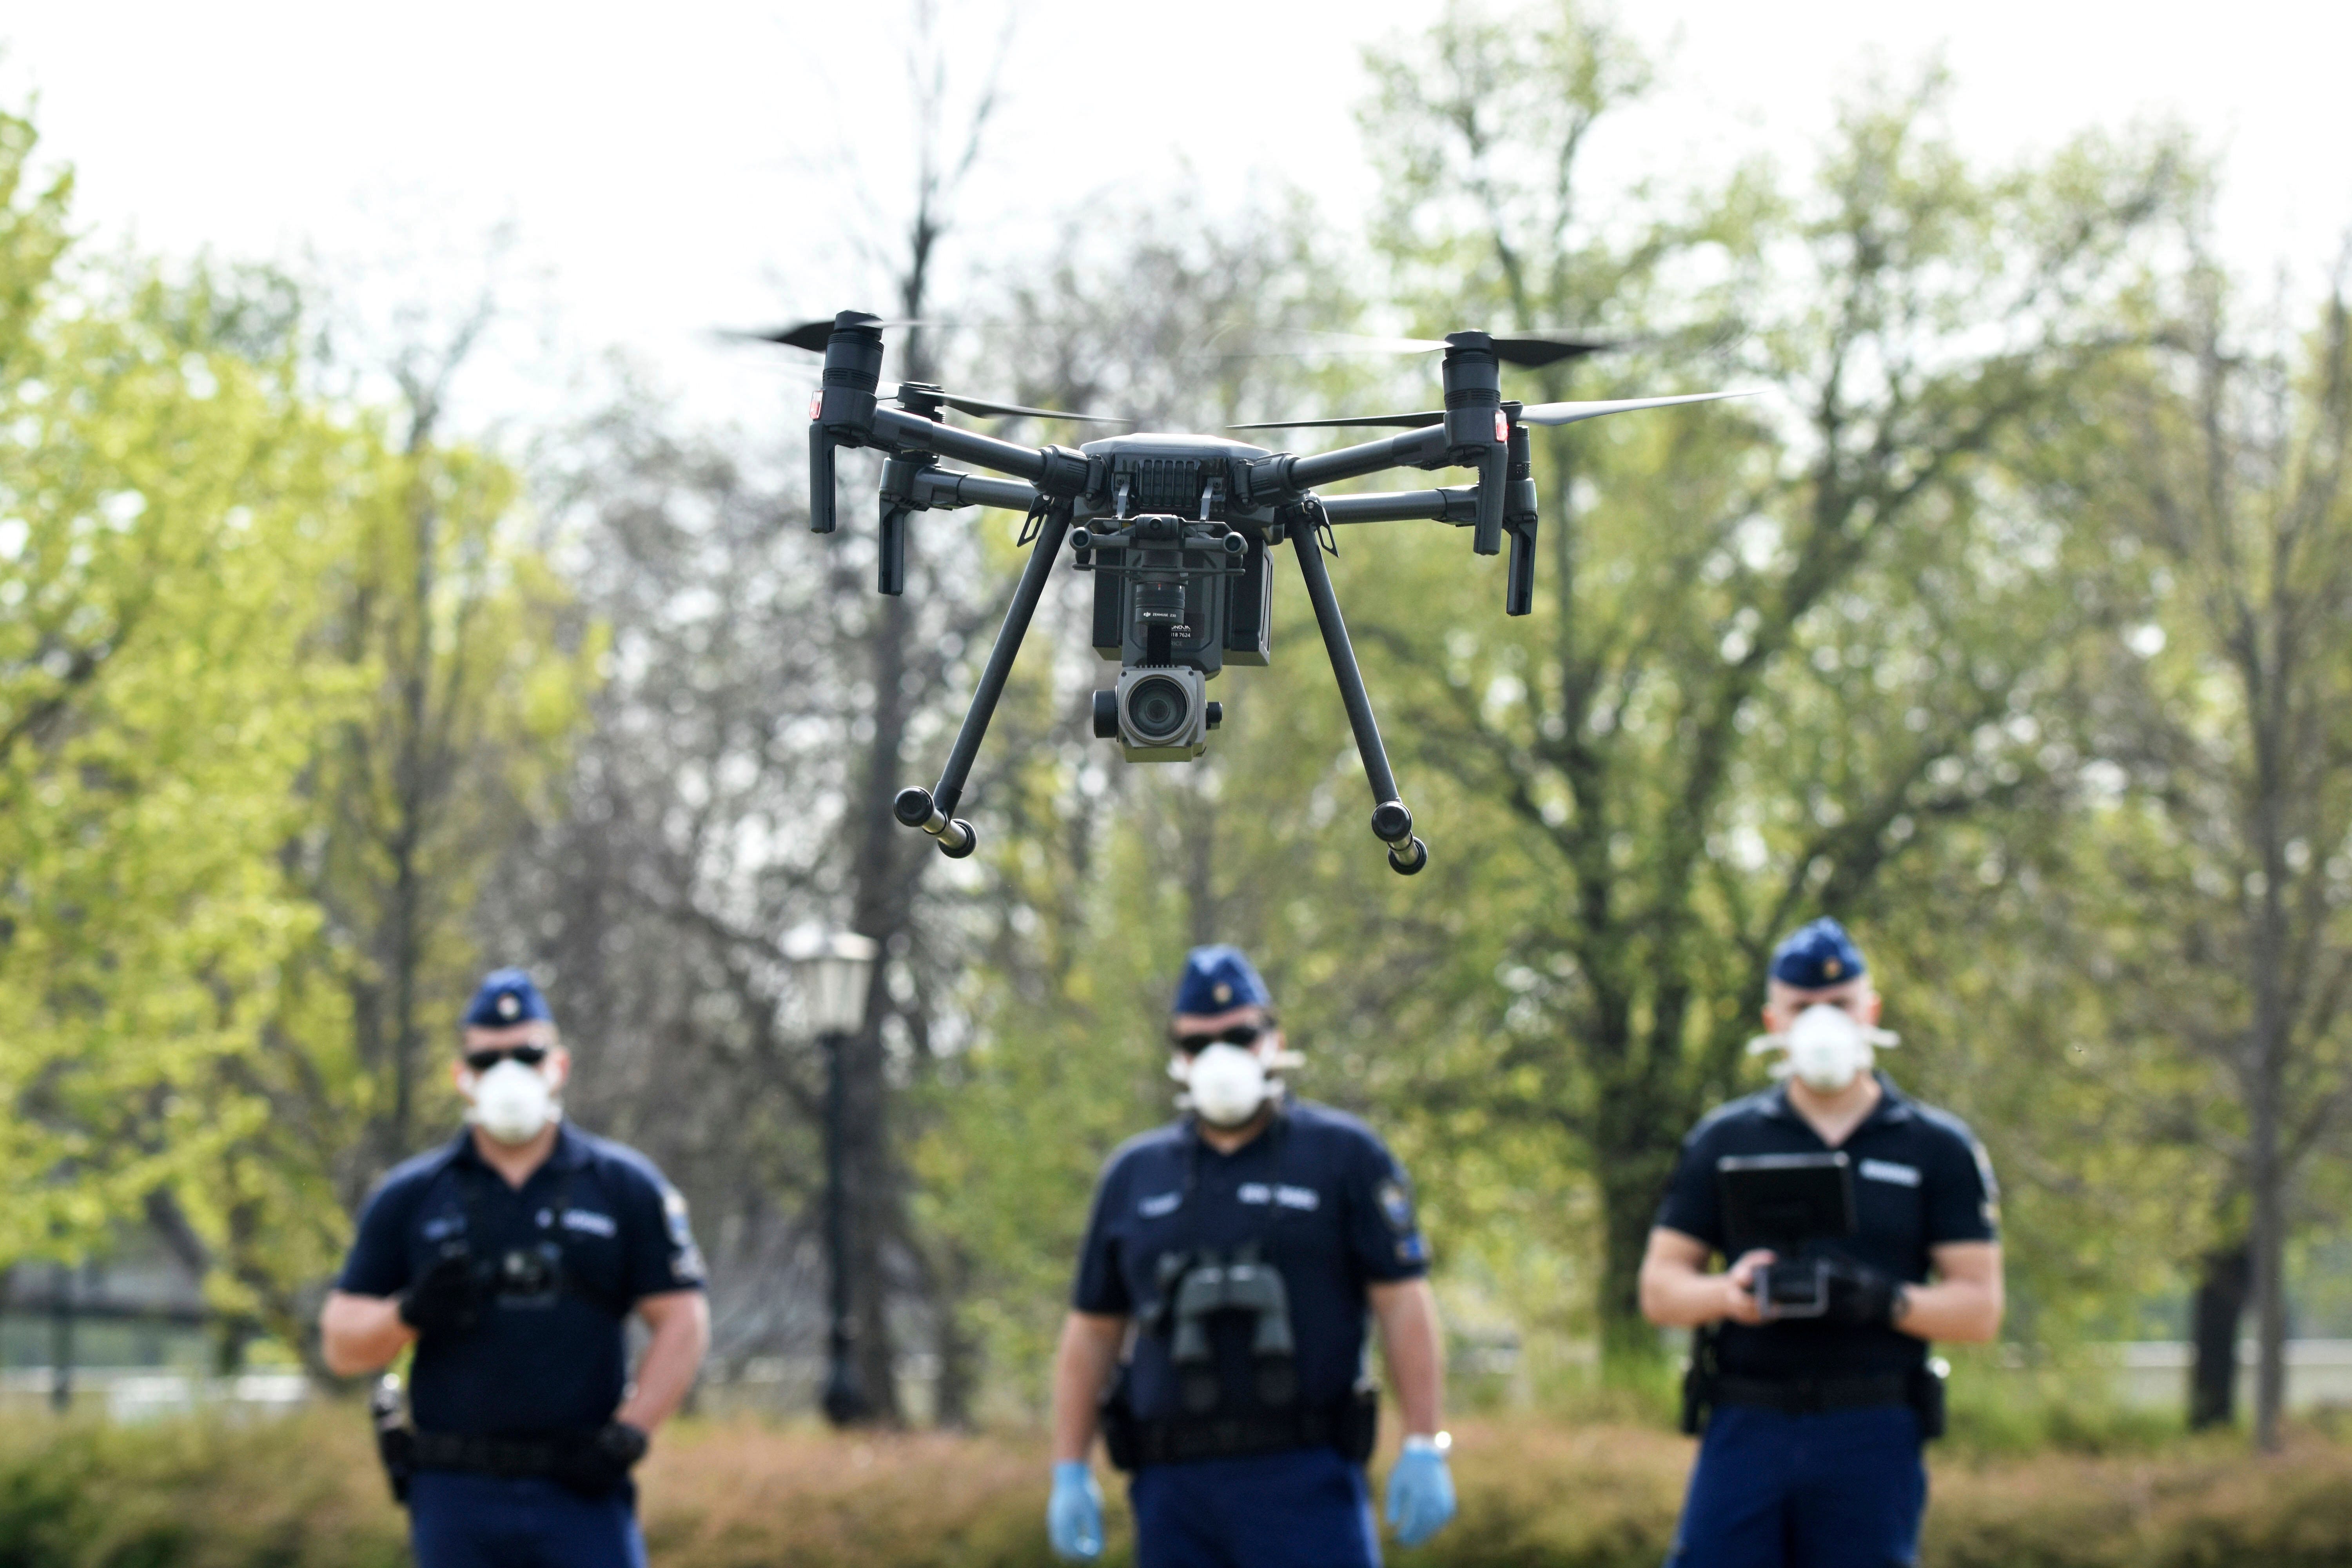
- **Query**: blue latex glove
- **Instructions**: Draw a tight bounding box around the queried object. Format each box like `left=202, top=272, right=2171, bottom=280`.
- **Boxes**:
left=1383, top=1439, right=1457, bottom=1548
left=1047, top=1460, right=1105, bottom=1562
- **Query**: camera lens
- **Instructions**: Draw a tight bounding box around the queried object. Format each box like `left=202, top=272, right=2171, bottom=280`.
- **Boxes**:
left=1127, top=675, right=1192, bottom=741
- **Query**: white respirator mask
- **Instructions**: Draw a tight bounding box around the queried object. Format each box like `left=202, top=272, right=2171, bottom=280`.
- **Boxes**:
left=1748, top=1004, right=1898, bottom=1094
left=1171, top=1040, right=1302, bottom=1128
left=466, top=1058, right=562, bottom=1145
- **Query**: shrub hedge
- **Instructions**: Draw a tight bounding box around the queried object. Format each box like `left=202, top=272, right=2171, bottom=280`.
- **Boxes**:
left=0, top=1410, right=2344, bottom=1567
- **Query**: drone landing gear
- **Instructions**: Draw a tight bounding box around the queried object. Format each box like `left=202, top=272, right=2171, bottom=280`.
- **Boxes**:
left=1290, top=526, right=1428, bottom=877
left=895, top=506, right=1074, bottom=861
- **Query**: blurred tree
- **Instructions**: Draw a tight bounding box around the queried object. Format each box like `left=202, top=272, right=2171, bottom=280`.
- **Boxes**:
left=0, top=109, right=359, bottom=1329
left=316, top=299, right=595, bottom=1187
left=149, top=246, right=599, bottom=1358
left=481, top=1, right=1034, bottom=1425
left=1356, top=5, right=2196, bottom=1364
left=2054, top=252, right=2352, bottom=1450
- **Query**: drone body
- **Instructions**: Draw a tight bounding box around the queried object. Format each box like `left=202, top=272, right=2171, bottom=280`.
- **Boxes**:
left=764, top=310, right=1744, bottom=876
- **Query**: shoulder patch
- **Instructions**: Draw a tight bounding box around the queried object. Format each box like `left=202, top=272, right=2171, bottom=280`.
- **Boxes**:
left=1377, top=1180, right=1417, bottom=1234
left=659, top=1184, right=695, bottom=1247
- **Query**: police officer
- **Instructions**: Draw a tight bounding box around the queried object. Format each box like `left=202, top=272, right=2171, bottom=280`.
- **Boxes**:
left=320, top=968, right=711, bottom=1568
left=1044, top=945, right=1457, bottom=1568
left=1639, top=920, right=2004, bottom=1568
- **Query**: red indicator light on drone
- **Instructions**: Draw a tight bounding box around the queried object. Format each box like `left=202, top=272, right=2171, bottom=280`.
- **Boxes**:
left=809, top=392, right=824, bottom=421
left=1494, top=409, right=1510, bottom=441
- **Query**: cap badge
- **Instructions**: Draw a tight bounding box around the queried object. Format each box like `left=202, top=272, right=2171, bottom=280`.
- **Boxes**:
left=497, top=993, right=519, bottom=1020
left=1213, top=982, right=1232, bottom=1005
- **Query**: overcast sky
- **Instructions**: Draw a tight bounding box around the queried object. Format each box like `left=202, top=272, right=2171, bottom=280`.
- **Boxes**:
left=5, top=1, right=2346, bottom=436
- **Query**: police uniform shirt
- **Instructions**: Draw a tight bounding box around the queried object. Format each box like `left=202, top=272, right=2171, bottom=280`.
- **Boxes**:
left=339, top=1123, right=707, bottom=1435
left=1653, top=1073, right=1998, bottom=1379
left=1073, top=1100, right=1428, bottom=1423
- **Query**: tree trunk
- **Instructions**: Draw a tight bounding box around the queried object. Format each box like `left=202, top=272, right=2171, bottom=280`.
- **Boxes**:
left=2188, top=1240, right=2250, bottom=1430
left=2247, top=652, right=2295, bottom=1452
left=2248, top=1117, right=2289, bottom=1450
left=929, top=1241, right=981, bottom=1430
left=844, top=586, right=918, bottom=1425
left=1589, top=1008, right=1684, bottom=1370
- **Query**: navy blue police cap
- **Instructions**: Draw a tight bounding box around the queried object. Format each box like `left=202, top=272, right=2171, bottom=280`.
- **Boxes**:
left=1770, top=918, right=1868, bottom=989
left=1172, top=945, right=1272, bottom=1016
left=463, top=967, right=553, bottom=1029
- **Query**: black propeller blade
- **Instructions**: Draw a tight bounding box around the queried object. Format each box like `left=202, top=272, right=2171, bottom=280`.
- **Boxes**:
left=1232, top=389, right=1755, bottom=433
left=1229, top=411, right=1443, bottom=431
left=717, top=325, right=1126, bottom=423
left=1265, top=329, right=1625, bottom=368
left=883, top=382, right=1129, bottom=426
left=1515, top=390, right=1756, bottom=425
left=724, top=317, right=938, bottom=352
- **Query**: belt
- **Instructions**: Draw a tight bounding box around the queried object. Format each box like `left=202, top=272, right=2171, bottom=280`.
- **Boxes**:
left=1713, top=1373, right=1912, bottom=1413
left=411, top=1430, right=590, bottom=1477
left=1132, top=1398, right=1366, bottom=1468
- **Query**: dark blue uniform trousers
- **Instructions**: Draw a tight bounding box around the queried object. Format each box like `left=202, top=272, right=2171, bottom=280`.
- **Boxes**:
left=1668, top=1404, right=1927, bottom=1568
left=408, top=1470, right=645, bottom=1568
left=1130, top=1448, right=1380, bottom=1568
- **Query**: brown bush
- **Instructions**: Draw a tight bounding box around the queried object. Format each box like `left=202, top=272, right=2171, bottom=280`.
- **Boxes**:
left=0, top=1409, right=2345, bottom=1567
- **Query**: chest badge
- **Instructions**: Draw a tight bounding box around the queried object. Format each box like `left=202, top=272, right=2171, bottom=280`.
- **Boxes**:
left=1858, top=1158, right=1921, bottom=1188
left=1138, top=1191, right=1182, bottom=1218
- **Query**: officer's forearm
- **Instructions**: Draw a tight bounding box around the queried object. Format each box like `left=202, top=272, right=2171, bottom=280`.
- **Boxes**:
left=1896, top=1241, right=2002, bottom=1343
left=319, top=1290, right=415, bottom=1377
left=1051, top=1312, right=1128, bottom=1464
left=1641, top=1262, right=1725, bottom=1327
left=617, top=1290, right=710, bottom=1433
left=1368, top=1278, right=1445, bottom=1435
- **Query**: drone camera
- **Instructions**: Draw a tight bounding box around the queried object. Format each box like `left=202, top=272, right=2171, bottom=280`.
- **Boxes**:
left=1105, top=666, right=1214, bottom=761
left=1134, top=581, right=1186, bottom=624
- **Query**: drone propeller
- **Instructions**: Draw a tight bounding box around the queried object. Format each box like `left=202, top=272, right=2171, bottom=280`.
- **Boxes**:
left=724, top=317, right=940, bottom=353
left=882, top=382, right=1128, bottom=425
left=1266, top=328, right=1625, bottom=369
left=1518, top=390, right=1757, bottom=425
left=720, top=324, right=1120, bottom=423
left=1231, top=388, right=1755, bottom=432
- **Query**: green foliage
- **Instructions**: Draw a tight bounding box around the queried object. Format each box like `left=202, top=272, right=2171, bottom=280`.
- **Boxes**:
left=1353, top=16, right=2204, bottom=1360
left=0, top=107, right=359, bottom=1269
left=0, top=102, right=593, bottom=1356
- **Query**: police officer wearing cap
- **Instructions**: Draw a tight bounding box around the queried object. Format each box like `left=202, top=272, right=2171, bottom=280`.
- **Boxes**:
left=1044, top=945, right=1457, bottom=1568
left=1639, top=920, right=2004, bottom=1568
left=320, top=969, right=711, bottom=1568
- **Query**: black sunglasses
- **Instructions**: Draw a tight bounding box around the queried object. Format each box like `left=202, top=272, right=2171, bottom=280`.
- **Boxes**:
left=464, top=1044, right=550, bottom=1072
left=1172, top=1022, right=1270, bottom=1054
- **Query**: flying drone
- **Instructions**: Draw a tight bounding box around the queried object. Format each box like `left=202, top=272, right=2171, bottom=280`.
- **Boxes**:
left=745, top=310, right=1746, bottom=875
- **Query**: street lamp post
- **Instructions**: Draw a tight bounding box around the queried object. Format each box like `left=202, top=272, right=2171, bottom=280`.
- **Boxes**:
left=786, top=926, right=879, bottom=1427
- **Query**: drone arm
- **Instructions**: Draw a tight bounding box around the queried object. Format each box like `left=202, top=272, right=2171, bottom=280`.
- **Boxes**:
left=892, top=505, right=1073, bottom=859
left=1290, top=530, right=1428, bottom=877
left=871, top=405, right=1041, bottom=477
left=909, top=469, right=1042, bottom=514
left=1318, top=488, right=1481, bottom=526
left=1279, top=425, right=1451, bottom=495
left=868, top=407, right=1093, bottom=499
